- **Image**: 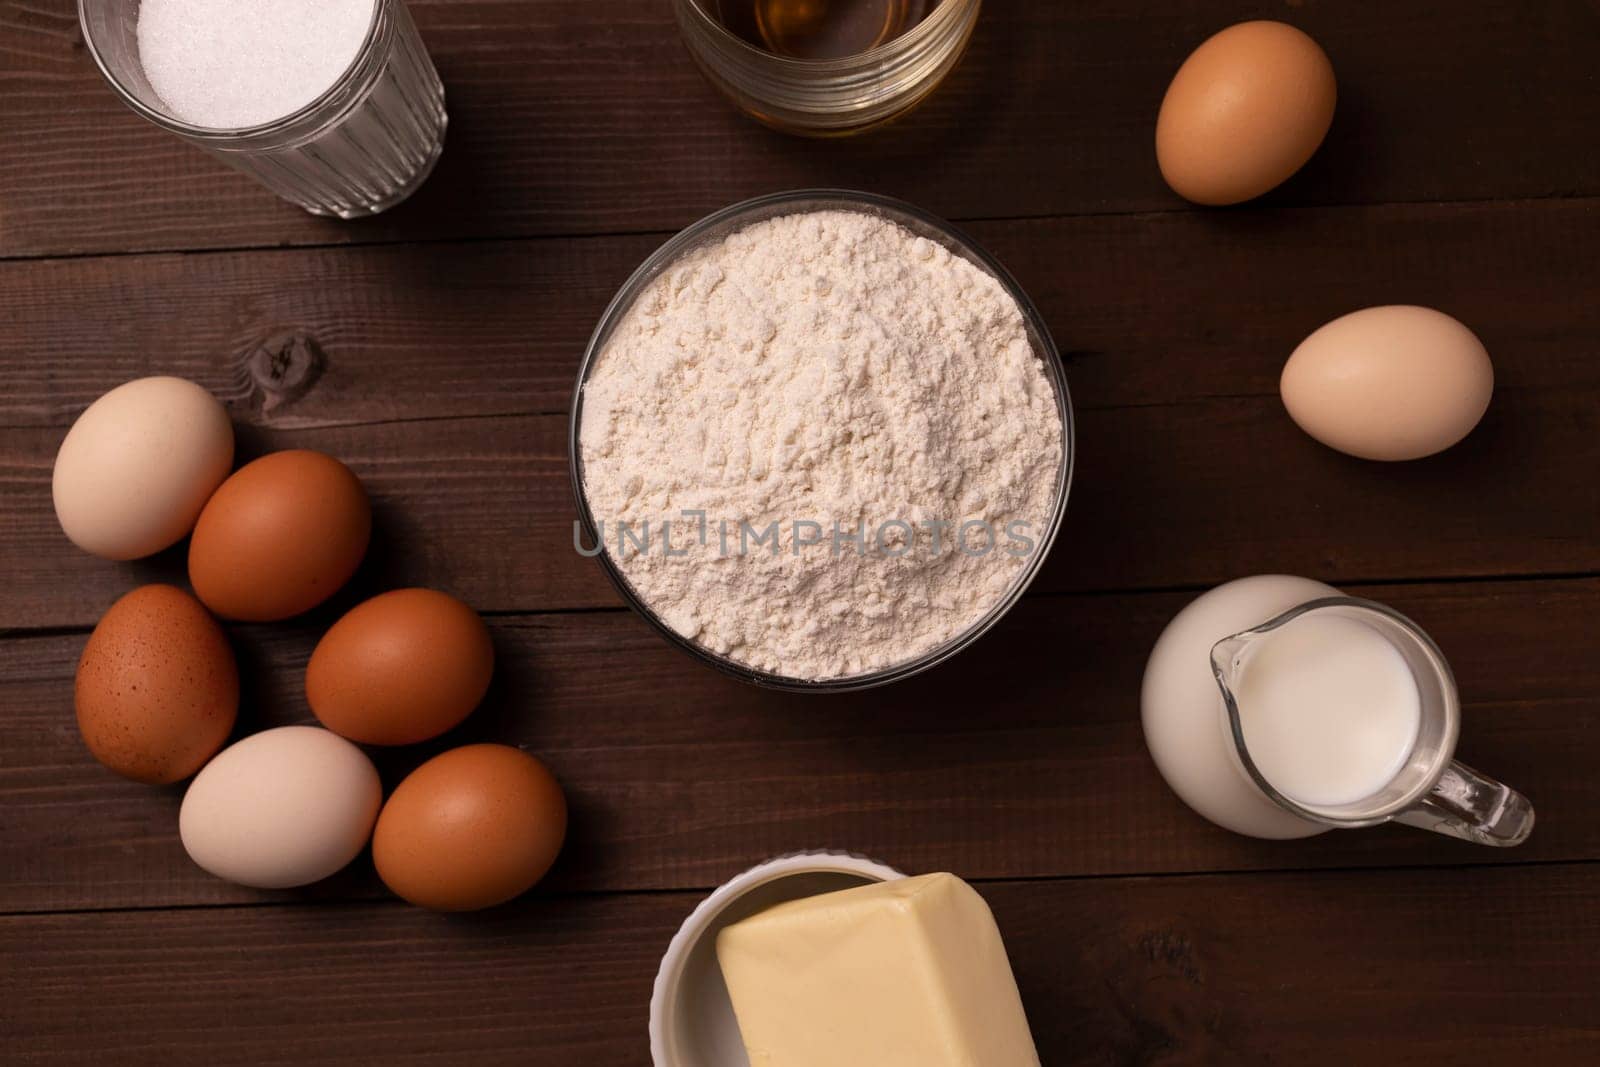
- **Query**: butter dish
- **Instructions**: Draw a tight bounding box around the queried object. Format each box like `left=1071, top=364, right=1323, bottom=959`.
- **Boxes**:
left=649, top=850, right=903, bottom=1067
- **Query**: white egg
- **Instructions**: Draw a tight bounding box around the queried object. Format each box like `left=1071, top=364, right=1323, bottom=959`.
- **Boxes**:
left=179, top=726, right=381, bottom=889
left=1280, top=306, right=1493, bottom=461
left=52, top=376, right=234, bottom=560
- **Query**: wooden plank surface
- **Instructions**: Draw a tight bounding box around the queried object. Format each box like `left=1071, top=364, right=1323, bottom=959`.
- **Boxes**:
left=5, top=865, right=1598, bottom=1065
left=3, top=197, right=1597, bottom=628
left=7, top=388, right=1600, bottom=629
left=2, top=0, right=1598, bottom=258
left=6, top=198, right=1598, bottom=431
left=6, top=0, right=1600, bottom=1061
left=5, top=578, right=1595, bottom=913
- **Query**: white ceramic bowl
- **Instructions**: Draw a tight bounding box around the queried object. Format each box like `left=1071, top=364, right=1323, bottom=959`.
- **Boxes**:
left=649, top=851, right=905, bottom=1067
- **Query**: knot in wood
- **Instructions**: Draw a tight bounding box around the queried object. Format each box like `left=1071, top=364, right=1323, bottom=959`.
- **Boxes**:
left=239, top=330, right=325, bottom=416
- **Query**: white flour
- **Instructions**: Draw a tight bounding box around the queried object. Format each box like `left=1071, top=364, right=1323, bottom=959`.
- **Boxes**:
left=579, top=210, right=1062, bottom=680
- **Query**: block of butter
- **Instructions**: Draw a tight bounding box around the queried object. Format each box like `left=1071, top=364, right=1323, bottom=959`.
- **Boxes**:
left=715, top=872, right=1040, bottom=1066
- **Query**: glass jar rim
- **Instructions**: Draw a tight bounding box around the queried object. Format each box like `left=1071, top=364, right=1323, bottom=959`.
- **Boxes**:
left=77, top=0, right=386, bottom=140
left=568, top=189, right=1075, bottom=693
left=677, top=0, right=961, bottom=70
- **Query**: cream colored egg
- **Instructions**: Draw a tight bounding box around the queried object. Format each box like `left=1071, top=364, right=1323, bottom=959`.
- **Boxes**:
left=179, top=726, right=381, bottom=889
left=53, top=376, right=234, bottom=560
left=1280, top=306, right=1493, bottom=461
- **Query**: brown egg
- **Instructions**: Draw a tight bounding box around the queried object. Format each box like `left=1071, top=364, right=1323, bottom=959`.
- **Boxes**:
left=75, top=584, right=238, bottom=784
left=307, top=588, right=494, bottom=746
left=373, top=745, right=567, bottom=911
left=188, top=449, right=370, bottom=621
left=1156, top=20, right=1336, bottom=206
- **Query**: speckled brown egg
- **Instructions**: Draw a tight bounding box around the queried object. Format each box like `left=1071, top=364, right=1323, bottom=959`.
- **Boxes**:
left=75, top=584, right=239, bottom=784
left=307, top=588, right=495, bottom=746
left=188, top=449, right=371, bottom=622
left=373, top=745, right=567, bottom=911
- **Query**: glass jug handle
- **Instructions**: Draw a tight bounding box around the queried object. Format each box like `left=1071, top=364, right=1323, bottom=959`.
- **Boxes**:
left=1392, top=760, right=1535, bottom=847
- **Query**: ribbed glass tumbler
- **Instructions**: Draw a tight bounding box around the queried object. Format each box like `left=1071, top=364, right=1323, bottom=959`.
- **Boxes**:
left=79, top=0, right=447, bottom=218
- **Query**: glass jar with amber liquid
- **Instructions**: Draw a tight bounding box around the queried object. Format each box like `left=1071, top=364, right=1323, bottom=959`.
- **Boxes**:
left=673, top=0, right=981, bottom=135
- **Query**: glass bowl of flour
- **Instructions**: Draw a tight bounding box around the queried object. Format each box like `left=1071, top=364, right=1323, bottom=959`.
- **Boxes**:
left=571, top=190, right=1073, bottom=691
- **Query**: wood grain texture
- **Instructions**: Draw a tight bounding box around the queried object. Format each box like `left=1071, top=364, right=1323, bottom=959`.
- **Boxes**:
left=3, top=197, right=1597, bottom=628
left=6, top=198, right=1598, bottom=430
left=2, top=0, right=1598, bottom=258
left=4, top=865, right=1598, bottom=1064
left=9, top=395, right=1600, bottom=628
left=6, top=3, right=1600, bottom=1060
left=4, top=579, right=1595, bottom=913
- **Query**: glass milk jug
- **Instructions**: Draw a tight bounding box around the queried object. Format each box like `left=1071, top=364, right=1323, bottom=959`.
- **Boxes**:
left=1210, top=597, right=1534, bottom=847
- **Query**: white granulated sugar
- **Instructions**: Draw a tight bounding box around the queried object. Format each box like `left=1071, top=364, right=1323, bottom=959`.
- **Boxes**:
left=579, top=210, right=1063, bottom=680
left=137, top=0, right=374, bottom=128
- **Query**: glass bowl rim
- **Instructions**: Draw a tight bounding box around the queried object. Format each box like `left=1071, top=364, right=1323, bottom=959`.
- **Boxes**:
left=568, top=188, right=1075, bottom=693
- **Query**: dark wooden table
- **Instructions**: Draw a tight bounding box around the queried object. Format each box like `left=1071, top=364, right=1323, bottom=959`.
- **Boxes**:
left=4, top=1, right=1599, bottom=1063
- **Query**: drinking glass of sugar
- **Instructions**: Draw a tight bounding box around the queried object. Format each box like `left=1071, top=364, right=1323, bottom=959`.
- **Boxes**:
left=1210, top=597, right=1535, bottom=847
left=79, top=0, right=446, bottom=217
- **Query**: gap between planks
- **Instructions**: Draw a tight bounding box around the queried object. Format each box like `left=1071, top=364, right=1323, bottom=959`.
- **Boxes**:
left=3, top=568, right=1599, bottom=643
left=2, top=192, right=1596, bottom=269
left=3, top=855, right=1594, bottom=922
